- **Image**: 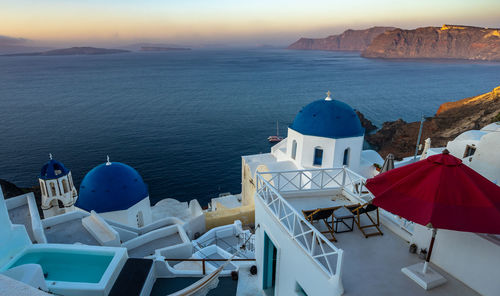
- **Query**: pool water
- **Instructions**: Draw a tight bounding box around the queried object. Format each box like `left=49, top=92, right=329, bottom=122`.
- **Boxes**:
left=9, top=250, right=113, bottom=283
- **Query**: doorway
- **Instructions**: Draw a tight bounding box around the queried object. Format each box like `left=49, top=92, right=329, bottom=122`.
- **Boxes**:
left=263, top=232, right=277, bottom=295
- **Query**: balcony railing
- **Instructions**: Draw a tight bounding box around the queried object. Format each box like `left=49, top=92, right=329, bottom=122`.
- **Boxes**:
left=255, top=167, right=373, bottom=281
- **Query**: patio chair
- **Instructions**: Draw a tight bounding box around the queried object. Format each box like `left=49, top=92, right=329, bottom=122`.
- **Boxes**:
left=345, top=203, right=383, bottom=238
left=302, top=206, right=340, bottom=242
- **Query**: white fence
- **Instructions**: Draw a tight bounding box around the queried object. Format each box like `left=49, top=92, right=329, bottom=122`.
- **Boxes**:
left=255, top=168, right=371, bottom=279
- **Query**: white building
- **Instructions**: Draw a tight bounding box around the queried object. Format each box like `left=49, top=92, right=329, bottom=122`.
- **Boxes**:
left=240, top=92, right=382, bottom=210
left=39, top=155, right=78, bottom=218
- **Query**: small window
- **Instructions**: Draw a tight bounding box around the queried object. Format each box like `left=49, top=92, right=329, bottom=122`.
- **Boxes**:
left=343, top=148, right=350, bottom=166
left=295, top=282, right=308, bottom=296
left=62, top=179, right=69, bottom=193
left=50, top=183, right=57, bottom=196
left=463, top=145, right=476, bottom=158
left=40, top=181, right=47, bottom=196
left=313, top=148, right=323, bottom=166
left=291, top=140, right=297, bottom=160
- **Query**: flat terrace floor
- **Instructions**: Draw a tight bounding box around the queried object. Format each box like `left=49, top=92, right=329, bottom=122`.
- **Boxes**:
left=44, top=218, right=99, bottom=246
left=8, top=204, right=35, bottom=242
left=128, top=233, right=183, bottom=258
left=311, top=218, right=480, bottom=296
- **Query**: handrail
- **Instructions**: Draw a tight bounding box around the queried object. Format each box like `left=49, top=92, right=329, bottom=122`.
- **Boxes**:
left=256, top=170, right=344, bottom=278
left=164, top=258, right=256, bottom=275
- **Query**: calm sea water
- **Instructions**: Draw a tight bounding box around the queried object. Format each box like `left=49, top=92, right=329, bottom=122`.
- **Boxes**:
left=0, top=50, right=499, bottom=205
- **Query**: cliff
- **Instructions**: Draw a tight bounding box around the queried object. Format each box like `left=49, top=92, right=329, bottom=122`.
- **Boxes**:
left=363, top=25, right=500, bottom=61
left=288, top=27, right=395, bottom=51
left=366, top=86, right=500, bottom=159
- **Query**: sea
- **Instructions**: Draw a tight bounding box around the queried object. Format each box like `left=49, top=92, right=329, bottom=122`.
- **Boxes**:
left=0, top=49, right=499, bottom=205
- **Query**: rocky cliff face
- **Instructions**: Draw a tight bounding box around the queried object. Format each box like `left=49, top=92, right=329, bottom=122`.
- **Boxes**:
left=288, top=27, right=395, bottom=51
left=363, top=25, right=500, bottom=61
left=366, top=86, right=500, bottom=159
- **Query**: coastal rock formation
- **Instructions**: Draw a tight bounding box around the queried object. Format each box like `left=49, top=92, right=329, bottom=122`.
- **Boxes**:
left=288, top=27, right=395, bottom=51
left=366, top=86, right=500, bottom=159
left=363, top=25, right=500, bottom=61
left=356, top=110, right=377, bottom=133
left=140, top=46, right=191, bottom=51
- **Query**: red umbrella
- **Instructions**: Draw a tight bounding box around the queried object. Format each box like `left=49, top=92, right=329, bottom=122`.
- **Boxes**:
left=366, top=150, right=500, bottom=272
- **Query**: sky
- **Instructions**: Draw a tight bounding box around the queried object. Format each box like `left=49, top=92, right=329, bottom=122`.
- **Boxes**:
left=1, top=0, right=500, bottom=47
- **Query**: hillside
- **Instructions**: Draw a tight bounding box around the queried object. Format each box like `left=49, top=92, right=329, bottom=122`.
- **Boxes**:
left=288, top=27, right=395, bottom=51
left=363, top=25, right=500, bottom=61
left=366, top=86, right=500, bottom=159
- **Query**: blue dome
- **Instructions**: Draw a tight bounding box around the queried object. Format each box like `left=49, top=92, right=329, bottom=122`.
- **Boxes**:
left=290, top=99, right=364, bottom=139
left=76, top=162, right=149, bottom=213
left=40, top=159, right=70, bottom=180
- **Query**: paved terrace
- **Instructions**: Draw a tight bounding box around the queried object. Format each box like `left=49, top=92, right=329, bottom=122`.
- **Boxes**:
left=44, top=217, right=99, bottom=245
left=257, top=168, right=480, bottom=296
left=128, top=233, right=183, bottom=258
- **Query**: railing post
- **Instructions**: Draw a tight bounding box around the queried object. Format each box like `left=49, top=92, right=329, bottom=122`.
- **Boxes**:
left=202, top=259, right=206, bottom=275
left=335, top=249, right=344, bottom=295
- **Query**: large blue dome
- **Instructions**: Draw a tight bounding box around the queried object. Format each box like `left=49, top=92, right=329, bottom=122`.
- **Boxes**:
left=40, top=159, right=70, bottom=180
left=76, top=162, right=149, bottom=213
left=290, top=99, right=364, bottom=139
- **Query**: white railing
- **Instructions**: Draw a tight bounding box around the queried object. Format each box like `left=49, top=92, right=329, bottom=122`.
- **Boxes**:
left=259, top=167, right=372, bottom=202
left=256, top=169, right=350, bottom=279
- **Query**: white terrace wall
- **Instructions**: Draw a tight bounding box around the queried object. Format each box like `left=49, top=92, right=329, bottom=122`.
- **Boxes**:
left=254, top=196, right=342, bottom=296
left=411, top=225, right=500, bottom=296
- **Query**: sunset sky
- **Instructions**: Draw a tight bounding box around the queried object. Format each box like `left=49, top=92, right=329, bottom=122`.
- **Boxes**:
left=2, top=0, right=500, bottom=46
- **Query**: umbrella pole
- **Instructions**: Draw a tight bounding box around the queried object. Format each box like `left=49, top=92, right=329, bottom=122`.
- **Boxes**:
left=423, top=228, right=437, bottom=274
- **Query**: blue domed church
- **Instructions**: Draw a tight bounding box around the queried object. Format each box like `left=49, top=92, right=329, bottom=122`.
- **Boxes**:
left=75, top=158, right=152, bottom=227
left=239, top=91, right=383, bottom=208
left=39, top=155, right=78, bottom=218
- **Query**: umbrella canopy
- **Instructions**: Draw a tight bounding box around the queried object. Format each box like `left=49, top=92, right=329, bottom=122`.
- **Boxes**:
left=366, top=150, right=500, bottom=234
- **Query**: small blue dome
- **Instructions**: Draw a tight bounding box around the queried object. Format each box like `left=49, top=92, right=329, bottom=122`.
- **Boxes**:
left=40, top=159, right=70, bottom=180
left=290, top=99, right=364, bottom=139
left=76, top=162, right=149, bottom=213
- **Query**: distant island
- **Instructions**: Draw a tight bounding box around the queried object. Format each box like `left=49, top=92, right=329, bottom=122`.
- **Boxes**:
left=288, top=27, right=395, bottom=51
left=140, top=46, right=191, bottom=51
left=4, top=46, right=129, bottom=56
left=289, top=25, right=500, bottom=61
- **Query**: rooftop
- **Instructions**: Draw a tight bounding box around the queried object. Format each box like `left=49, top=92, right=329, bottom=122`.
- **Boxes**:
left=256, top=167, right=481, bottom=296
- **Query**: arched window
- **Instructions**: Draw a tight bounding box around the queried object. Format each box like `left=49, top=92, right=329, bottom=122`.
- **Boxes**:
left=313, top=147, right=323, bottom=166
left=50, top=183, right=57, bottom=197
left=40, top=181, right=47, bottom=196
left=58, top=199, right=65, bottom=209
left=62, top=179, right=69, bottom=193
left=291, top=140, right=297, bottom=160
left=343, top=148, right=350, bottom=166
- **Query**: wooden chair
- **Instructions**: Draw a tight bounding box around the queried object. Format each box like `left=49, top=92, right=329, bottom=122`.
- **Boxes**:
left=302, top=206, right=341, bottom=242
left=345, top=203, right=383, bottom=238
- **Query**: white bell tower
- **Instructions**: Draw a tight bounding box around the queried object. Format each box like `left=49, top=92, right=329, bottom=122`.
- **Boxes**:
left=39, top=154, right=78, bottom=218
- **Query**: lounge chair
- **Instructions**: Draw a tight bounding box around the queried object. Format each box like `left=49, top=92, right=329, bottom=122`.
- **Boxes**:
left=302, top=206, right=340, bottom=242
left=345, top=203, right=383, bottom=238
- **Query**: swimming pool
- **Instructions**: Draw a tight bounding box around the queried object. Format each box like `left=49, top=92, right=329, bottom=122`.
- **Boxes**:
left=9, top=249, right=113, bottom=283
left=4, top=244, right=127, bottom=296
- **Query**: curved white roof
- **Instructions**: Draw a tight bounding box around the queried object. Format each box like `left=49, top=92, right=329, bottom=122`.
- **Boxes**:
left=453, top=130, right=488, bottom=142
left=480, top=122, right=500, bottom=132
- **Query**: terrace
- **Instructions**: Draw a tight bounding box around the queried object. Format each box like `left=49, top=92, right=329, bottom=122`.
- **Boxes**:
left=255, top=167, right=480, bottom=295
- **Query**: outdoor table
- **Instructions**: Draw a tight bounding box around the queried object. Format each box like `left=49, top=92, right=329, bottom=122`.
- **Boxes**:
left=333, top=206, right=354, bottom=233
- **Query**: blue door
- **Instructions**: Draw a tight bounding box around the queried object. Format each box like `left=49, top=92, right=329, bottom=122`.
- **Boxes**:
left=263, top=232, right=277, bottom=294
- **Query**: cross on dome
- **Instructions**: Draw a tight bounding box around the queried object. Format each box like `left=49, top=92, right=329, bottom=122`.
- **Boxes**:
left=106, top=155, right=111, bottom=166
left=49, top=153, right=53, bottom=160
left=325, top=90, right=332, bottom=101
